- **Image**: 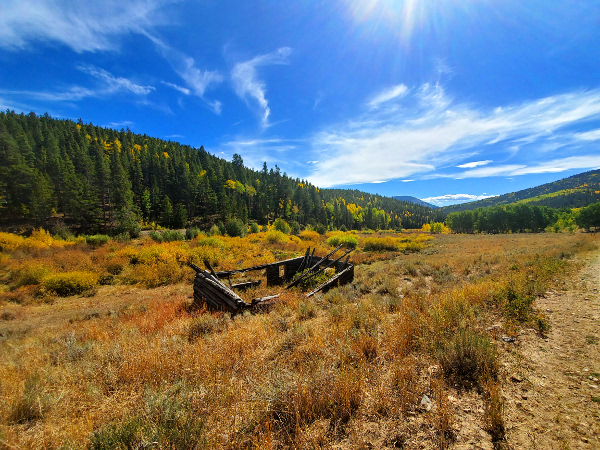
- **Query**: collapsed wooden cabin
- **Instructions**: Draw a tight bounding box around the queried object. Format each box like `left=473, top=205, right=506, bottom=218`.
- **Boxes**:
left=190, top=245, right=354, bottom=313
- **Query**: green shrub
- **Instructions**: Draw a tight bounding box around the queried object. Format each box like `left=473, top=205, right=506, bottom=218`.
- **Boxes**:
left=326, top=234, right=358, bottom=249
left=161, top=230, right=185, bottom=242
left=114, top=208, right=141, bottom=238
left=89, top=384, right=206, bottom=449
left=500, top=281, right=535, bottom=322
left=85, top=235, right=111, bottom=247
left=148, top=230, right=163, bottom=242
left=290, top=221, right=301, bottom=235
left=249, top=222, right=260, bottom=234
left=185, top=227, right=201, bottom=240
left=225, top=218, right=247, bottom=237
left=41, top=271, right=99, bottom=296
left=273, top=218, right=291, bottom=234
left=149, top=230, right=184, bottom=242
left=51, top=223, right=75, bottom=241
left=208, top=224, right=221, bottom=236
left=438, top=328, right=498, bottom=389
left=315, top=223, right=327, bottom=235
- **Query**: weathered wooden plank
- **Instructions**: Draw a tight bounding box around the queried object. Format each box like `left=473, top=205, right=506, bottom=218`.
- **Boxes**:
left=214, top=256, right=305, bottom=277
left=194, top=283, right=240, bottom=311
left=231, top=280, right=262, bottom=290
left=305, top=265, right=354, bottom=298
left=285, top=244, right=343, bottom=289
left=296, top=248, right=353, bottom=287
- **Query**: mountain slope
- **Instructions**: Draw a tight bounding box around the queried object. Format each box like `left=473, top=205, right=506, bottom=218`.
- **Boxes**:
left=393, top=195, right=440, bottom=209
left=0, top=111, right=442, bottom=232
left=441, top=170, right=600, bottom=213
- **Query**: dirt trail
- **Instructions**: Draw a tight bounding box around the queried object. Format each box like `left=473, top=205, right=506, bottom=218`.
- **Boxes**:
left=503, top=251, right=600, bottom=449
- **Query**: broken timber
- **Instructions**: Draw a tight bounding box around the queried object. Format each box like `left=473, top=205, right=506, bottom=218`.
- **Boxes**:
left=190, top=246, right=354, bottom=313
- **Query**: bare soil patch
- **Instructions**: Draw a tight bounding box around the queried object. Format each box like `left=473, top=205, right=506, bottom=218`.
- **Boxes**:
left=503, top=251, right=600, bottom=449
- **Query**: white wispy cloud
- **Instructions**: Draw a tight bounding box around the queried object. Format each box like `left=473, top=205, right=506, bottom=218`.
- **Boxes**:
left=457, top=160, right=493, bottom=169
left=161, top=81, right=190, bottom=95
left=307, top=84, right=600, bottom=187
left=108, top=120, right=134, bottom=128
left=421, top=193, right=497, bottom=206
left=146, top=33, right=223, bottom=113
left=231, top=47, right=292, bottom=127
left=456, top=155, right=600, bottom=178
left=368, top=84, right=408, bottom=109
left=574, top=129, right=600, bottom=141
left=0, top=65, right=154, bottom=102
left=0, top=0, right=170, bottom=52
left=79, top=65, right=154, bottom=95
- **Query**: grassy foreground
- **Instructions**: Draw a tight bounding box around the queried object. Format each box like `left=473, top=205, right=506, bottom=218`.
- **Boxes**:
left=0, top=230, right=597, bottom=448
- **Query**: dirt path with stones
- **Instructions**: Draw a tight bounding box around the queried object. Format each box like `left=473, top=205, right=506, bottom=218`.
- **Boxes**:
left=503, top=250, right=600, bottom=449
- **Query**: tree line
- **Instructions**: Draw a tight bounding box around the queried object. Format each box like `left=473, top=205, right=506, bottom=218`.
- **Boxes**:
left=445, top=204, right=559, bottom=233
left=446, top=202, right=600, bottom=234
left=0, top=111, right=444, bottom=235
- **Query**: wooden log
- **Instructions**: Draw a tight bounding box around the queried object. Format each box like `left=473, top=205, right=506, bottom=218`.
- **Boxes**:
left=251, top=294, right=280, bottom=305
left=204, top=260, right=218, bottom=278
left=189, top=263, right=203, bottom=273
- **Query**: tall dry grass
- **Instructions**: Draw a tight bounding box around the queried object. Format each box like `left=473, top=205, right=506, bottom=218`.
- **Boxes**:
left=0, top=231, right=597, bottom=448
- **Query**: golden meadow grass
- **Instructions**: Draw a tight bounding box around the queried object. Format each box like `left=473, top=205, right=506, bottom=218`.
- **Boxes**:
left=0, top=230, right=597, bottom=448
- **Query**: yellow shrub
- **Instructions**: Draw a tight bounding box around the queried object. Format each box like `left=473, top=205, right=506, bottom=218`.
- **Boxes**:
left=0, top=232, right=24, bottom=252
left=415, top=234, right=434, bottom=243
left=266, top=230, right=289, bottom=244
left=188, top=246, right=221, bottom=267
left=41, top=271, right=98, bottom=296
left=0, top=252, right=10, bottom=264
left=363, top=236, right=400, bottom=252
left=299, top=230, right=320, bottom=241
left=10, top=264, right=53, bottom=288
left=115, top=246, right=139, bottom=263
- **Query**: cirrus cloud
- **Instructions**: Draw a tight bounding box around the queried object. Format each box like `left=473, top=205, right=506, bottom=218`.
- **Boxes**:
left=307, top=83, right=600, bottom=187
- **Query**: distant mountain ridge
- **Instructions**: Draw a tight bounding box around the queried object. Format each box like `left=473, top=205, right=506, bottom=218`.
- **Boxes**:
left=441, top=169, right=600, bottom=213
left=393, top=196, right=440, bottom=209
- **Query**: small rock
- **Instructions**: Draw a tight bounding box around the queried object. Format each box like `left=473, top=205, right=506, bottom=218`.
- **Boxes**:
left=501, top=336, right=515, bottom=343
left=546, top=309, right=553, bottom=313
left=585, top=298, right=590, bottom=301
left=511, top=374, right=524, bottom=383
left=420, top=394, right=433, bottom=411
left=521, top=394, right=528, bottom=400
left=582, top=438, right=589, bottom=443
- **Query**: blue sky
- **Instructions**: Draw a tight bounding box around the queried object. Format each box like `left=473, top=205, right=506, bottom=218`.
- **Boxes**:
left=1, top=0, right=600, bottom=206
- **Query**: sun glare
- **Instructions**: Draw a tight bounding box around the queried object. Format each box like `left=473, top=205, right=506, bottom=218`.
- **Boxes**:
left=343, top=0, right=460, bottom=48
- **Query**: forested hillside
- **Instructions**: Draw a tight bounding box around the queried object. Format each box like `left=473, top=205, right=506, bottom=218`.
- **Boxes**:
left=0, top=111, right=444, bottom=234
left=442, top=169, right=600, bottom=213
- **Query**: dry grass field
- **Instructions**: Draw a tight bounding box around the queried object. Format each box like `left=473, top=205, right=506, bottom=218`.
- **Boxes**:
left=0, top=230, right=597, bottom=449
